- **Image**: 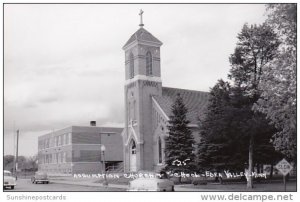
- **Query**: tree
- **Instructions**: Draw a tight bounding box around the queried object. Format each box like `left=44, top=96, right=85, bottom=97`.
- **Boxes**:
left=228, top=23, right=280, bottom=188
left=253, top=4, right=296, bottom=162
left=164, top=93, right=196, bottom=181
left=197, top=80, right=247, bottom=172
left=4, top=155, right=15, bottom=172
left=199, top=80, right=281, bottom=169
left=24, top=155, right=38, bottom=171
left=4, top=155, right=38, bottom=173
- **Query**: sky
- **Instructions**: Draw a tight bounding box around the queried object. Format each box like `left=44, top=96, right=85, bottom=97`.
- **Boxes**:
left=4, top=4, right=268, bottom=157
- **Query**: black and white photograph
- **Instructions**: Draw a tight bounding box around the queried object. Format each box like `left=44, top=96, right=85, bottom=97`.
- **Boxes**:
left=3, top=2, right=297, bottom=197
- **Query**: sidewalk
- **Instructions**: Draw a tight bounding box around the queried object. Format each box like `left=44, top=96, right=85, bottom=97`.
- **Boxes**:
left=50, top=176, right=296, bottom=192
left=51, top=177, right=196, bottom=191
left=175, top=184, right=217, bottom=192
left=51, top=177, right=128, bottom=189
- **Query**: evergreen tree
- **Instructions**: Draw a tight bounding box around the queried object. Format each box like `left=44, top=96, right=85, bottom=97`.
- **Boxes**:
left=164, top=93, right=196, bottom=176
left=197, top=81, right=250, bottom=172
left=197, top=80, right=282, bottom=175
left=197, top=80, right=238, bottom=171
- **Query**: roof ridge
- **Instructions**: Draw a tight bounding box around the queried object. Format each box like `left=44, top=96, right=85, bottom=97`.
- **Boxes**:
left=162, top=86, right=209, bottom=94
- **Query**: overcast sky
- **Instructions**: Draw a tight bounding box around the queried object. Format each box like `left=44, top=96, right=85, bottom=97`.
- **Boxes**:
left=4, top=4, right=267, bottom=156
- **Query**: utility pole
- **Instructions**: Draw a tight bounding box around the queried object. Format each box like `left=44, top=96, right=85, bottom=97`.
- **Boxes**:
left=15, top=129, right=19, bottom=180
left=13, top=121, right=16, bottom=176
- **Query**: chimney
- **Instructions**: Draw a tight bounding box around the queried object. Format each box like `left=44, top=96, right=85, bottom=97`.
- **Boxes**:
left=90, top=121, right=96, bottom=126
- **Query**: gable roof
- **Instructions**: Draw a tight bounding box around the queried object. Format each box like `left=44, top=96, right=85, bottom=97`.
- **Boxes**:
left=153, top=87, right=209, bottom=125
left=123, top=27, right=162, bottom=49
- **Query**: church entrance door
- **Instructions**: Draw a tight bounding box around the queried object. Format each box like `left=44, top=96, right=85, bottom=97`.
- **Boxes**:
left=129, top=140, right=137, bottom=172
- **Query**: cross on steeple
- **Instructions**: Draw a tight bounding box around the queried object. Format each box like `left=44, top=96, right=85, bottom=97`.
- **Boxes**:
left=139, top=9, right=144, bottom=27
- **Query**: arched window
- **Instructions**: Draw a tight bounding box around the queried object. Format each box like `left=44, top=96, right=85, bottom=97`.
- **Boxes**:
left=129, top=53, right=134, bottom=79
left=146, top=51, right=152, bottom=76
left=158, top=137, right=162, bottom=163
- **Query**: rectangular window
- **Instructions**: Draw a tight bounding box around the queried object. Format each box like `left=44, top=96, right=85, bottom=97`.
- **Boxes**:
left=63, top=152, right=66, bottom=163
left=69, top=133, right=72, bottom=144
left=158, top=138, right=162, bottom=164
left=65, top=133, right=69, bottom=145
left=58, top=136, right=61, bottom=146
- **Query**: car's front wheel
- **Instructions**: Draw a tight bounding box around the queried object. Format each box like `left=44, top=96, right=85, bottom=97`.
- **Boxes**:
left=11, top=186, right=14, bottom=189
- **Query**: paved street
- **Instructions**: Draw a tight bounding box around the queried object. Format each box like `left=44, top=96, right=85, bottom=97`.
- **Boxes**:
left=4, top=179, right=126, bottom=192
left=4, top=178, right=297, bottom=192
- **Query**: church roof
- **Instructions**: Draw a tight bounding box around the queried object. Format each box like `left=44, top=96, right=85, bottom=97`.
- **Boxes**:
left=153, top=87, right=210, bottom=125
left=123, top=27, right=162, bottom=48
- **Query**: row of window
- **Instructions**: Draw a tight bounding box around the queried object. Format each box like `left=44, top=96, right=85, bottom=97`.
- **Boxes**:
left=39, top=133, right=72, bottom=150
left=40, top=152, right=70, bottom=164
left=129, top=51, right=153, bottom=79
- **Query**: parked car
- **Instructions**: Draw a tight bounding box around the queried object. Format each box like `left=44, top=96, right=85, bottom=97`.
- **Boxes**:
left=31, top=171, right=49, bottom=184
left=128, top=171, right=174, bottom=191
left=4, top=170, right=16, bottom=189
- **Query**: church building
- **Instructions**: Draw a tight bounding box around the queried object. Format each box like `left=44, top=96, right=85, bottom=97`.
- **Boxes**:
left=122, top=11, right=209, bottom=172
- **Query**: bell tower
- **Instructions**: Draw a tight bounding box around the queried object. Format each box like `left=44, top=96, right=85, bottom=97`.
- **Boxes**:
left=122, top=10, right=163, bottom=172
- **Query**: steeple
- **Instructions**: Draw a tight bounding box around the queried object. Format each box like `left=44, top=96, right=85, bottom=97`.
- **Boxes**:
left=122, top=9, right=163, bottom=80
left=122, top=27, right=162, bottom=50
left=122, top=10, right=163, bottom=172
left=122, top=10, right=162, bottom=50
